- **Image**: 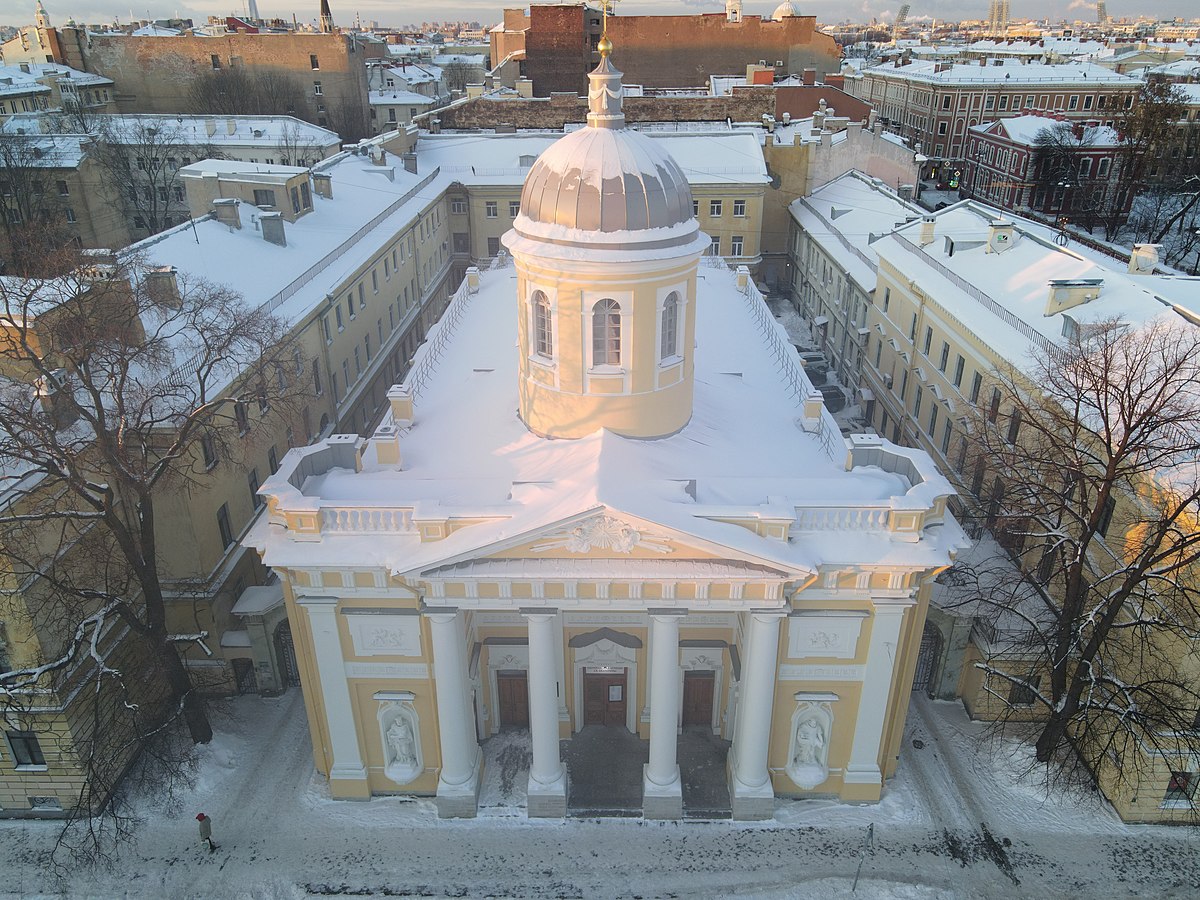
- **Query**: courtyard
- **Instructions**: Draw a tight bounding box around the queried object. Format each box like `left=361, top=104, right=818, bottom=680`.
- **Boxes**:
left=1, top=689, right=1197, bottom=899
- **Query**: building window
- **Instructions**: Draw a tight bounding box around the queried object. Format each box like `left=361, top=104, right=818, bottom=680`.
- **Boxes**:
left=1008, top=675, right=1040, bottom=707
left=953, top=354, right=965, bottom=388
left=882, top=286, right=890, bottom=312
left=987, top=387, right=1001, bottom=423
left=733, top=199, right=746, bottom=217
left=313, top=80, right=323, bottom=96
left=268, top=446, right=279, bottom=474
left=64, top=207, right=76, bottom=223
left=487, top=236, right=500, bottom=256
left=216, top=503, right=234, bottom=549
left=532, top=290, right=553, bottom=359
left=1164, top=772, right=1198, bottom=807
left=485, top=201, right=498, bottom=218
left=692, top=199, right=699, bottom=217
left=358, top=283, right=366, bottom=309
left=660, top=292, right=680, bottom=360
left=451, top=199, right=467, bottom=214
left=938, top=341, right=949, bottom=372
left=354, top=347, right=362, bottom=377
left=922, top=326, right=933, bottom=356
left=731, top=235, right=744, bottom=256
left=509, top=201, right=520, bottom=217
left=310, top=54, right=320, bottom=70
left=591, top=298, right=622, bottom=367
left=234, top=401, right=249, bottom=435
left=1006, top=409, right=1022, bottom=444
left=913, top=386, right=923, bottom=418
left=710, top=236, right=720, bottom=256
left=201, top=434, right=218, bottom=469
left=929, top=404, right=938, bottom=436
left=312, top=360, right=323, bottom=396
left=970, top=371, right=982, bottom=404
left=941, top=421, right=953, bottom=455
left=211, top=54, right=221, bottom=69
left=709, top=199, right=722, bottom=217
left=253, top=189, right=276, bottom=208
left=56, top=179, right=69, bottom=196
left=248, top=469, right=263, bottom=510
left=1097, top=494, right=1117, bottom=537
left=6, top=732, right=45, bottom=768
left=1098, top=158, right=1111, bottom=178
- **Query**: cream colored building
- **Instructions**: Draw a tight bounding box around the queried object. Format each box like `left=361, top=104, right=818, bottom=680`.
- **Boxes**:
left=251, top=49, right=964, bottom=821
left=789, top=194, right=1200, bottom=822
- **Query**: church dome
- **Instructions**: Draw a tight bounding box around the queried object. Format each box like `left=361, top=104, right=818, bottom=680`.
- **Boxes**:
left=509, top=52, right=700, bottom=252
left=772, top=1, right=802, bottom=18
left=518, top=126, right=694, bottom=234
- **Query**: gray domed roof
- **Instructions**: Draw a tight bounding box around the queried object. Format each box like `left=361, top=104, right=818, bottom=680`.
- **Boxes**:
left=773, top=1, right=802, bottom=18
left=518, top=126, right=694, bottom=233
left=511, top=53, right=697, bottom=247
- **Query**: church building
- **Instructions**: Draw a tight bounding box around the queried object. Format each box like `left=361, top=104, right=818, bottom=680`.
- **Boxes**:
left=251, top=42, right=966, bottom=820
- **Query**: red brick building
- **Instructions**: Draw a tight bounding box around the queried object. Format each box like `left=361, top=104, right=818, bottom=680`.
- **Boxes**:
left=505, top=5, right=841, bottom=96
left=962, top=113, right=1134, bottom=228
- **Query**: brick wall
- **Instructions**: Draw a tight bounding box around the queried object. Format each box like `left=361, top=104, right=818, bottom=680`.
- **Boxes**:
left=432, top=89, right=775, bottom=130
left=58, top=29, right=375, bottom=135
left=523, top=9, right=841, bottom=96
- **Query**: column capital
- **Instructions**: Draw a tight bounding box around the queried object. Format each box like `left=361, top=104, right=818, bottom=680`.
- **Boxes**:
left=749, top=608, right=788, bottom=623
left=423, top=606, right=460, bottom=624
left=296, top=594, right=340, bottom=610
left=870, top=597, right=916, bottom=615
left=519, top=607, right=558, bottom=620
left=648, top=608, right=689, bottom=620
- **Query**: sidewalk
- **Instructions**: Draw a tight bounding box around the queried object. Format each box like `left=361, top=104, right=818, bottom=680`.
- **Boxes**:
left=1, top=691, right=1195, bottom=899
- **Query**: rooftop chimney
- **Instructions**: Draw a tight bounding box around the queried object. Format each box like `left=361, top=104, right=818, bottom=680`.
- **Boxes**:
left=212, top=197, right=242, bottom=230
left=260, top=210, right=286, bottom=246
left=312, top=172, right=333, bottom=199
left=919, top=215, right=936, bottom=246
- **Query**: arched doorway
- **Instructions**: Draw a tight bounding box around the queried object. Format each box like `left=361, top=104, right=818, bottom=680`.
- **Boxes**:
left=912, top=620, right=943, bottom=695
left=274, top=620, right=300, bottom=688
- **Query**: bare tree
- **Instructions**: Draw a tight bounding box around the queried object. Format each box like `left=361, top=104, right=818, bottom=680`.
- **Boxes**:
left=950, top=317, right=1200, bottom=805
left=187, top=68, right=308, bottom=120
left=0, top=241, right=309, bottom=856
left=0, top=133, right=74, bottom=273
left=1031, top=121, right=1122, bottom=233
left=89, top=118, right=224, bottom=237
left=440, top=59, right=475, bottom=93
left=328, top=90, right=370, bottom=143
left=275, top=121, right=325, bottom=169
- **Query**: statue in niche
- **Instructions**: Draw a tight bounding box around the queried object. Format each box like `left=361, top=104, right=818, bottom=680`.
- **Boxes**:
left=386, top=717, right=417, bottom=769
left=792, top=717, right=826, bottom=767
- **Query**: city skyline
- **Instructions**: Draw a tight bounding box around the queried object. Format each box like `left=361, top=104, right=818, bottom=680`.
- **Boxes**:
left=4, top=1, right=1199, bottom=30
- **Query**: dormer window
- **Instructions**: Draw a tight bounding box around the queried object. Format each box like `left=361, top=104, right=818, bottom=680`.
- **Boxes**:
left=592, top=299, right=621, bottom=367
left=531, top=291, right=554, bottom=360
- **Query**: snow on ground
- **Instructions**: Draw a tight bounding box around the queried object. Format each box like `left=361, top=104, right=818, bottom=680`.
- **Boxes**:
left=3, top=690, right=1199, bottom=899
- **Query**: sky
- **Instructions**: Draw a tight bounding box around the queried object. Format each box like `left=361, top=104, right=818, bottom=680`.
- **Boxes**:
left=3, top=1, right=1197, bottom=30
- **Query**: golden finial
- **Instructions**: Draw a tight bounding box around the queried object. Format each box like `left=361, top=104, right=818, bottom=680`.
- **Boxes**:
left=599, top=0, right=618, bottom=56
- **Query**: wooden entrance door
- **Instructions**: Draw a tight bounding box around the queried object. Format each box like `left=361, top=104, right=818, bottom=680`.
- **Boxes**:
left=682, top=671, right=715, bottom=727
left=583, top=671, right=627, bottom=727
left=496, top=672, right=529, bottom=728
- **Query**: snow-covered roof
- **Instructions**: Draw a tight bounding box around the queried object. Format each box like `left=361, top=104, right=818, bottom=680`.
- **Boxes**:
left=790, top=172, right=924, bottom=294
left=874, top=203, right=1179, bottom=367
left=253, top=265, right=963, bottom=578
left=93, top=114, right=341, bottom=149
left=860, top=59, right=1136, bottom=86
left=974, top=115, right=1123, bottom=147
left=130, top=24, right=180, bottom=37
left=0, top=132, right=88, bottom=167
left=0, top=69, right=51, bottom=98
left=369, top=90, right=434, bottom=107
left=0, top=63, right=112, bottom=88
left=1143, top=59, right=1200, bottom=77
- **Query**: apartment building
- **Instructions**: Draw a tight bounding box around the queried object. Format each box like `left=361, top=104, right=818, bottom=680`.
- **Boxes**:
left=0, top=63, right=115, bottom=122
left=789, top=193, right=1200, bottom=821
left=843, top=59, right=1139, bottom=169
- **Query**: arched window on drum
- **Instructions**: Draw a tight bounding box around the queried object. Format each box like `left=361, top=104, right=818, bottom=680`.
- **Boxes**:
left=592, top=298, right=621, bottom=367
left=532, top=290, right=553, bottom=359
left=660, top=292, right=680, bottom=361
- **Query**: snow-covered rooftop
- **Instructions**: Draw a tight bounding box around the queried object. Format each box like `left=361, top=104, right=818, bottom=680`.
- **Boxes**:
left=369, top=89, right=435, bottom=107
left=790, top=172, right=923, bottom=294
left=973, top=114, right=1123, bottom=147
left=875, top=202, right=1178, bottom=366
left=858, top=59, right=1136, bottom=86
left=254, top=265, right=962, bottom=577
left=0, top=62, right=112, bottom=88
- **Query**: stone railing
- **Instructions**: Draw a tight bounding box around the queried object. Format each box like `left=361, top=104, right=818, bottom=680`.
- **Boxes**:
left=791, top=506, right=892, bottom=532
left=319, top=506, right=415, bottom=534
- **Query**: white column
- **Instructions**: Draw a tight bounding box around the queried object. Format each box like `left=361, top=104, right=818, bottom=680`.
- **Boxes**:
left=523, top=610, right=568, bottom=816
left=427, top=610, right=481, bottom=816
left=844, top=601, right=910, bottom=789
left=300, top=597, right=367, bottom=791
left=644, top=611, right=684, bottom=819
left=729, top=610, right=784, bottom=820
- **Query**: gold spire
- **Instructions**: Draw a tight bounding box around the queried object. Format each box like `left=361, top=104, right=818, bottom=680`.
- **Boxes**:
left=599, top=0, right=618, bottom=57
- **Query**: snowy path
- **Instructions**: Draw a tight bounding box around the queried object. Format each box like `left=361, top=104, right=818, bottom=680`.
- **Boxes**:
left=3, top=692, right=1199, bottom=899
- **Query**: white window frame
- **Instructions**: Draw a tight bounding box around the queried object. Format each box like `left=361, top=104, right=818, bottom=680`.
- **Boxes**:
left=530, top=288, right=556, bottom=363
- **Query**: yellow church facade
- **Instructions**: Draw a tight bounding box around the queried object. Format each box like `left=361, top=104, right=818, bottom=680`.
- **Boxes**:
left=251, top=47, right=965, bottom=820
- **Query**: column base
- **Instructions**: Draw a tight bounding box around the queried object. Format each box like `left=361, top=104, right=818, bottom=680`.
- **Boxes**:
left=436, top=757, right=482, bottom=819
left=642, top=764, right=683, bottom=820
left=841, top=764, right=883, bottom=802
left=527, top=768, right=569, bottom=818
left=727, top=754, right=776, bottom=821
